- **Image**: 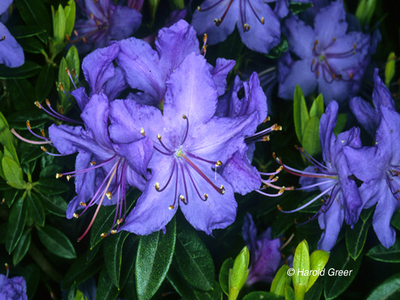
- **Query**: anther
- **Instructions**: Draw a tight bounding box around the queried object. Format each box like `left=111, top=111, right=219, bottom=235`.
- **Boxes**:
left=82, top=37, right=87, bottom=43
left=157, top=134, right=162, bottom=140
left=59, top=83, right=64, bottom=91
left=215, top=160, right=222, bottom=166
left=106, top=192, right=112, bottom=199
left=220, top=185, right=225, bottom=194
left=261, top=17, right=265, bottom=24
left=90, top=161, right=96, bottom=165
left=40, top=129, right=46, bottom=137
left=80, top=202, right=87, bottom=207
left=117, top=218, right=123, bottom=224
left=100, top=233, right=107, bottom=238
left=90, top=13, right=94, bottom=20
left=140, top=128, right=145, bottom=136
left=204, top=193, right=208, bottom=200
left=197, top=6, right=201, bottom=11
left=277, top=205, right=282, bottom=211
left=26, top=120, right=32, bottom=129
left=65, top=34, right=70, bottom=41
left=263, top=135, right=270, bottom=142
left=41, top=146, right=48, bottom=152
left=168, top=205, right=174, bottom=210
left=73, top=213, right=79, bottom=218
left=263, top=116, right=271, bottom=123
left=56, top=173, right=63, bottom=178
left=66, top=175, right=72, bottom=181
left=60, top=106, right=64, bottom=115
left=35, top=101, right=42, bottom=109
left=214, top=18, right=222, bottom=26
left=180, top=195, right=185, bottom=202
left=111, top=230, right=117, bottom=234
left=1, top=199, right=5, bottom=204
left=0, top=36, right=5, bottom=41
left=182, top=114, right=187, bottom=119
left=155, top=182, right=160, bottom=191
left=96, top=20, right=100, bottom=27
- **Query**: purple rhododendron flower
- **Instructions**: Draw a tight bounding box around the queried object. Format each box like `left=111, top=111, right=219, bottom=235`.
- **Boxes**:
left=344, top=99, right=400, bottom=249
left=115, top=20, right=235, bottom=107
left=277, top=101, right=363, bottom=251
left=0, top=273, right=27, bottom=300
left=73, top=0, right=142, bottom=53
left=0, top=0, right=24, bottom=68
left=349, top=68, right=395, bottom=136
left=191, top=0, right=281, bottom=54
left=242, top=213, right=282, bottom=285
left=278, top=0, right=373, bottom=104
left=109, top=53, right=260, bottom=235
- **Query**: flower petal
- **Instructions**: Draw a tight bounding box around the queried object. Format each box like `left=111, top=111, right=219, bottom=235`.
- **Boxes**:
left=109, top=6, right=142, bottom=41
left=314, top=1, right=347, bottom=42
left=0, top=0, right=12, bottom=15
left=284, top=16, right=315, bottom=60
left=0, top=23, right=24, bottom=68
left=317, top=199, right=344, bottom=251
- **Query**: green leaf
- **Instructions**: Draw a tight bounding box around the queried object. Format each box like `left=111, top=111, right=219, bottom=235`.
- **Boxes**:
left=15, top=0, right=51, bottom=43
left=39, top=194, right=68, bottom=217
left=2, top=156, right=26, bottom=189
left=271, top=265, right=291, bottom=297
left=13, top=229, right=31, bottom=266
left=355, top=0, right=377, bottom=25
left=136, top=217, right=176, bottom=300
left=6, top=196, right=27, bottom=253
left=35, top=64, right=55, bottom=102
left=26, top=192, right=45, bottom=226
left=385, top=53, right=396, bottom=87
left=7, top=78, right=35, bottom=111
left=104, top=232, right=129, bottom=288
left=307, top=250, right=329, bottom=291
left=8, top=26, right=47, bottom=38
left=62, top=251, right=103, bottom=290
left=36, top=177, right=70, bottom=194
left=166, top=260, right=197, bottom=300
left=346, top=212, right=372, bottom=260
left=20, top=264, right=40, bottom=299
left=64, top=0, right=76, bottom=38
left=285, top=286, right=295, bottom=300
left=243, top=291, right=283, bottom=300
left=96, top=268, right=120, bottom=300
left=66, top=46, right=80, bottom=77
left=0, top=61, right=41, bottom=79
left=301, top=116, right=321, bottom=157
left=175, top=225, right=215, bottom=291
left=265, top=35, right=289, bottom=59
left=219, top=258, right=234, bottom=296
left=194, top=281, right=222, bottom=300
left=367, top=239, right=400, bottom=263
left=148, top=0, right=161, bottom=21
left=229, top=246, right=250, bottom=300
left=53, top=4, right=66, bottom=42
left=120, top=235, right=139, bottom=289
left=169, top=0, right=185, bottom=9
left=366, top=272, right=400, bottom=300
left=18, top=37, right=44, bottom=54
left=289, top=1, right=314, bottom=15
left=309, top=94, right=324, bottom=119
left=0, top=112, right=19, bottom=162
left=324, top=243, right=363, bottom=300
left=293, top=85, right=309, bottom=143
left=37, top=225, right=77, bottom=259
left=293, top=240, right=310, bottom=300
left=304, top=276, right=324, bottom=300
left=333, top=113, right=347, bottom=136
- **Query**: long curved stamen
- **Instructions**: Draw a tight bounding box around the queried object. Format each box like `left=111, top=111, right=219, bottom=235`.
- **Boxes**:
left=35, top=101, right=83, bottom=125
left=186, top=152, right=221, bottom=166
left=181, top=115, right=189, bottom=144
left=180, top=163, right=189, bottom=205
left=214, top=0, right=235, bottom=26
left=184, top=163, right=208, bottom=201
left=157, top=134, right=173, bottom=154
left=11, top=128, right=52, bottom=145
left=197, top=0, right=225, bottom=11
left=155, top=160, right=176, bottom=192
left=245, top=0, right=265, bottom=25
left=296, top=146, right=328, bottom=171
left=295, top=179, right=336, bottom=191
left=259, top=166, right=283, bottom=177
left=57, top=155, right=117, bottom=179
left=26, top=121, right=50, bottom=141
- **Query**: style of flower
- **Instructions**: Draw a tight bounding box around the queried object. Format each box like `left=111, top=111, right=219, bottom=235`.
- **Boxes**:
left=278, top=1, right=372, bottom=104
left=191, top=0, right=281, bottom=54
left=276, top=101, right=363, bottom=251
left=343, top=106, right=400, bottom=249
left=72, top=0, right=142, bottom=53
left=0, top=0, right=24, bottom=68
left=242, top=213, right=283, bottom=285
left=115, top=20, right=235, bottom=107
left=349, top=68, right=395, bottom=137
left=0, top=264, right=27, bottom=300
left=109, top=53, right=260, bottom=235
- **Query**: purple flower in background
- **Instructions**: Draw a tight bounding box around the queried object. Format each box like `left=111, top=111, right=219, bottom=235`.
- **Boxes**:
left=278, top=0, right=373, bottom=104
left=72, top=0, right=142, bottom=53
left=115, top=20, right=235, bottom=106
left=242, top=213, right=282, bottom=285
left=276, top=101, right=363, bottom=251
left=350, top=68, right=395, bottom=136
left=0, top=0, right=24, bottom=68
left=0, top=264, right=27, bottom=300
left=109, top=53, right=260, bottom=235
left=191, top=0, right=281, bottom=54
left=344, top=107, right=400, bottom=249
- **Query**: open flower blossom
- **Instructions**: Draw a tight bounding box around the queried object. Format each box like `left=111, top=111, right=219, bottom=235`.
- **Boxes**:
left=0, top=264, right=27, bottom=300
left=0, top=0, right=24, bottom=67
left=109, top=53, right=261, bottom=235
left=276, top=101, right=363, bottom=251
left=278, top=0, right=373, bottom=104
left=191, top=0, right=281, bottom=54
left=72, top=0, right=142, bottom=53
left=242, top=213, right=285, bottom=285
left=114, top=20, right=235, bottom=107
left=343, top=79, right=400, bottom=248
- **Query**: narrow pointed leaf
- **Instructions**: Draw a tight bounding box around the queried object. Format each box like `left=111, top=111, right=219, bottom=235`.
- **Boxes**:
left=13, top=230, right=31, bottom=266
left=37, top=225, right=77, bottom=259
left=346, top=213, right=372, bottom=260
left=293, top=85, right=309, bottom=143
left=104, top=231, right=129, bottom=288
left=6, top=196, right=27, bottom=253
left=366, top=272, right=400, bottom=300
left=96, top=268, right=120, bottom=300
left=367, top=239, right=400, bottom=263
left=219, top=258, right=234, bottom=296
left=194, top=281, right=222, bottom=300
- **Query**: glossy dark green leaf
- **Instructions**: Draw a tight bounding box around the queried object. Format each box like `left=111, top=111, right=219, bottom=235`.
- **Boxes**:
left=289, top=1, right=314, bottom=15
left=346, top=212, right=372, bottom=260
left=243, top=291, right=283, bottom=300
left=6, top=196, right=27, bottom=253
left=391, top=209, right=400, bottom=231
left=304, top=275, right=324, bottom=300
left=66, top=45, right=80, bottom=77
left=120, top=235, right=139, bottom=289
left=367, top=239, right=400, bottom=263
left=166, top=260, right=196, bottom=300
left=104, top=232, right=129, bottom=288
left=20, top=264, right=40, bottom=299
left=39, top=164, right=62, bottom=178
left=37, top=225, right=77, bottom=259
left=366, top=272, right=400, bottom=300
left=18, top=37, right=44, bottom=54
left=0, top=61, right=41, bottom=79
left=26, top=192, right=45, bottom=226
left=38, top=193, right=67, bottom=217
left=136, top=217, right=176, bottom=300
left=96, top=268, right=120, bottom=300
left=3, top=188, right=19, bottom=207
left=20, top=144, right=43, bottom=164
left=36, top=177, right=70, bottom=194
left=9, top=26, right=47, bottom=38
left=194, top=281, right=222, bottom=300
left=219, top=258, right=234, bottom=296
left=90, top=189, right=141, bottom=248
left=36, top=64, right=55, bottom=102
left=62, top=251, right=103, bottom=289
left=324, top=243, right=363, bottom=300
left=0, top=223, right=7, bottom=244
left=21, top=160, right=37, bottom=177
left=15, top=0, right=51, bottom=43
left=175, top=225, right=214, bottom=291
left=2, top=156, right=26, bottom=189
left=7, top=110, right=50, bottom=129
left=13, top=229, right=31, bottom=266
left=265, top=35, right=289, bottom=59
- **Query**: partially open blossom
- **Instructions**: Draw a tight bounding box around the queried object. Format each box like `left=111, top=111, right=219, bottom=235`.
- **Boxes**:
left=278, top=0, right=374, bottom=104
left=0, top=0, right=24, bottom=68
left=72, top=0, right=142, bottom=53
left=191, top=0, right=281, bottom=54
